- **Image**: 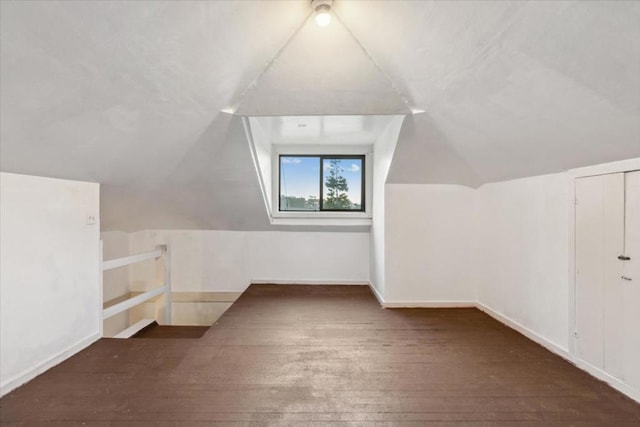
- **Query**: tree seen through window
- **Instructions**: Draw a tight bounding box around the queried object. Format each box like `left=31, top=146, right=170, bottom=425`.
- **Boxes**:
left=279, top=155, right=364, bottom=212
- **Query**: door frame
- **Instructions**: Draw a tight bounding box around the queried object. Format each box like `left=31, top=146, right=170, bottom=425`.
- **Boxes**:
left=568, top=158, right=640, bottom=400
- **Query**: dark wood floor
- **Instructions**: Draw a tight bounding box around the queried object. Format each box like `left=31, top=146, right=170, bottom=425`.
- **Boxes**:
left=131, top=323, right=209, bottom=339
left=2, top=285, right=639, bottom=426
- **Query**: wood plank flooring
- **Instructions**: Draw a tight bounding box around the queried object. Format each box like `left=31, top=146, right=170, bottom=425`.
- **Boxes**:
left=2, top=284, right=639, bottom=425
left=131, top=323, right=209, bottom=339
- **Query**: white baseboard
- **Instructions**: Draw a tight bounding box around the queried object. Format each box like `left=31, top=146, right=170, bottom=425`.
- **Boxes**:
left=367, top=287, right=572, bottom=365
left=372, top=291, right=639, bottom=403
left=475, top=302, right=571, bottom=359
left=1, top=332, right=100, bottom=397
left=367, top=282, right=385, bottom=305
left=477, top=302, right=639, bottom=403
left=250, top=280, right=369, bottom=286
left=573, top=358, right=640, bottom=403
left=260, top=282, right=640, bottom=403
left=367, top=282, right=475, bottom=308
left=112, top=318, right=155, bottom=339
left=383, top=300, right=476, bottom=308
left=367, top=287, right=638, bottom=402
left=3, top=287, right=638, bottom=405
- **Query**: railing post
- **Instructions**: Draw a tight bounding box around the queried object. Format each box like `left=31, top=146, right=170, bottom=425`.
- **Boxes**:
left=161, top=244, right=171, bottom=325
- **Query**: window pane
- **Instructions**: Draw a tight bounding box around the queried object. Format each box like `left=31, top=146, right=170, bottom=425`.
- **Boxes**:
left=322, top=158, right=363, bottom=211
left=279, top=156, right=320, bottom=211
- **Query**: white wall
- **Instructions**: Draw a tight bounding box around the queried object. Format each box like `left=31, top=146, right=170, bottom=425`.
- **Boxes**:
left=129, top=230, right=370, bottom=292
left=382, top=173, right=569, bottom=345
left=385, top=184, right=477, bottom=303
left=475, top=173, right=571, bottom=351
left=130, top=230, right=248, bottom=292
left=247, top=117, right=272, bottom=215
left=100, top=231, right=130, bottom=337
left=379, top=163, right=640, bottom=363
left=369, top=116, right=404, bottom=300
left=0, top=172, right=100, bottom=396
left=249, top=231, right=369, bottom=283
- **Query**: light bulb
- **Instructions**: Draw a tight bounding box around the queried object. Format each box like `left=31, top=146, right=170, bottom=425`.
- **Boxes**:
left=315, top=4, right=331, bottom=27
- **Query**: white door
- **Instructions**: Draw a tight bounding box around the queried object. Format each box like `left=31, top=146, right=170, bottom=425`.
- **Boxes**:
left=575, top=173, right=625, bottom=377
left=622, top=171, right=640, bottom=389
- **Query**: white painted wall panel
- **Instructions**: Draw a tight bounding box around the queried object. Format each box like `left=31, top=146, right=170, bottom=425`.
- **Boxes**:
left=385, top=184, right=477, bottom=303
left=623, top=171, right=640, bottom=391
left=602, top=174, right=625, bottom=378
left=574, top=175, right=606, bottom=369
left=129, top=230, right=369, bottom=292
left=0, top=173, right=100, bottom=395
left=101, top=231, right=130, bottom=337
left=369, top=116, right=404, bottom=299
left=571, top=168, right=640, bottom=399
left=249, top=231, right=369, bottom=283
left=247, top=117, right=272, bottom=215
left=475, top=173, right=570, bottom=351
left=130, top=230, right=249, bottom=292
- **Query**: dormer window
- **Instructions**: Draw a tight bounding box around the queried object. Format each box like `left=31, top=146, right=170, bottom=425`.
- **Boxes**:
left=244, top=115, right=404, bottom=226
left=279, top=155, right=365, bottom=212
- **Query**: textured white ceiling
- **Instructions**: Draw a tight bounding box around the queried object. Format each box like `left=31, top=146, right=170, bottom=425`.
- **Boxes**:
left=1, top=1, right=639, bottom=230
left=338, top=0, right=640, bottom=184
left=233, top=11, right=411, bottom=115
left=252, top=116, right=396, bottom=145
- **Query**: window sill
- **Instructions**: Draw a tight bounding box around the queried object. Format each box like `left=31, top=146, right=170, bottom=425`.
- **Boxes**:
left=270, top=215, right=372, bottom=227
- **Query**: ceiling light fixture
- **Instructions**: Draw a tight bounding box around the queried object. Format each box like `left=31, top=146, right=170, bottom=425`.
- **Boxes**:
left=311, top=0, right=333, bottom=27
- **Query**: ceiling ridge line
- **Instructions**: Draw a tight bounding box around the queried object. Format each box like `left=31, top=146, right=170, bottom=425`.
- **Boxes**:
left=332, top=10, right=419, bottom=114
left=225, top=9, right=314, bottom=115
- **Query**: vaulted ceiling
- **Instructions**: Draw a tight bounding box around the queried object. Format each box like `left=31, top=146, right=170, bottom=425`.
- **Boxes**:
left=1, top=1, right=639, bottom=231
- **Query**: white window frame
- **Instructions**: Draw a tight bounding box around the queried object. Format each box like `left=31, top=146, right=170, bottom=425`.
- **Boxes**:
left=271, top=144, right=373, bottom=226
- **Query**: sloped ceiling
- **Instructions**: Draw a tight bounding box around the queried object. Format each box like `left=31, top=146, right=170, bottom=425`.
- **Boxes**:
left=1, top=1, right=639, bottom=231
left=232, top=10, right=411, bottom=116
left=252, top=115, right=398, bottom=146
left=339, top=0, right=640, bottom=184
